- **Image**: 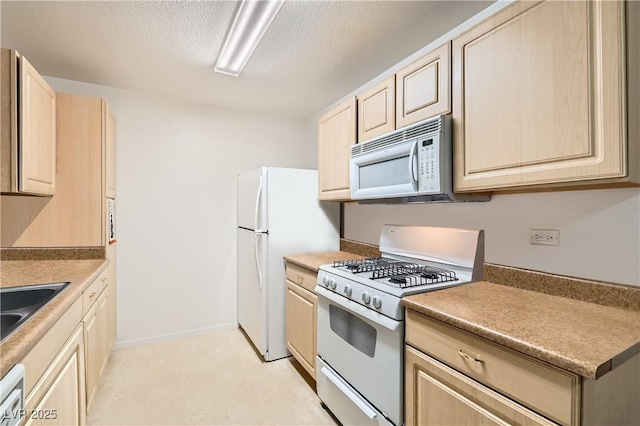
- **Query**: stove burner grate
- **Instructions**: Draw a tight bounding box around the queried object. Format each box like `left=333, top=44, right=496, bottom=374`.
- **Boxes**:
left=333, top=257, right=419, bottom=274
left=373, top=265, right=458, bottom=288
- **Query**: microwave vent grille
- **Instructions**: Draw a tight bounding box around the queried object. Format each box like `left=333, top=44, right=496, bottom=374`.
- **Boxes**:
left=351, top=115, right=443, bottom=156
left=404, top=118, right=441, bottom=139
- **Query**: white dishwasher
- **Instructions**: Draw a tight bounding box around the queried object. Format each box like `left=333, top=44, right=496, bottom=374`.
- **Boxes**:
left=0, top=364, right=25, bottom=426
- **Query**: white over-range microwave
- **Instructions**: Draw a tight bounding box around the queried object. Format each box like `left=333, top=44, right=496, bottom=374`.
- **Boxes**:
left=350, top=115, right=489, bottom=203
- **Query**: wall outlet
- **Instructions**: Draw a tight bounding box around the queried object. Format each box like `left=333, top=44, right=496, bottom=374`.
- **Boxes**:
left=529, top=229, right=559, bottom=246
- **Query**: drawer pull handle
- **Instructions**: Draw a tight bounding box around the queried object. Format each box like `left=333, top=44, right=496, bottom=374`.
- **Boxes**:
left=297, top=275, right=304, bottom=284
left=458, top=349, right=484, bottom=364
left=89, top=292, right=97, bottom=300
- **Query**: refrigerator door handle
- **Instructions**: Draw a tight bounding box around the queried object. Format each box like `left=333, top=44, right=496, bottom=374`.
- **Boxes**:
left=254, top=233, right=263, bottom=289
left=254, top=176, right=264, bottom=232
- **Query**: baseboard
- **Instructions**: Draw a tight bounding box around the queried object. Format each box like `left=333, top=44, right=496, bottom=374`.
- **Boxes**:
left=112, top=322, right=238, bottom=350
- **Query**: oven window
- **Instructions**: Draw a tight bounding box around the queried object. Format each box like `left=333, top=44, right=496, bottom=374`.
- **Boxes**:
left=329, top=304, right=377, bottom=358
left=359, top=156, right=410, bottom=189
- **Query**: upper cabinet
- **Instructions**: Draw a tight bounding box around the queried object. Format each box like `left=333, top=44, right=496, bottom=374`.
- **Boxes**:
left=1, top=48, right=56, bottom=196
left=357, top=76, right=395, bottom=143
left=317, top=0, right=638, bottom=199
left=104, top=101, right=116, bottom=199
left=396, top=42, right=451, bottom=130
left=453, top=0, right=638, bottom=192
left=357, top=43, right=451, bottom=144
left=1, top=94, right=116, bottom=247
left=318, top=97, right=356, bottom=201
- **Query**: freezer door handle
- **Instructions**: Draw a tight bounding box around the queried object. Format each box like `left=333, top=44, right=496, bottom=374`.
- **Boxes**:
left=254, top=175, right=266, bottom=233
left=320, top=366, right=377, bottom=420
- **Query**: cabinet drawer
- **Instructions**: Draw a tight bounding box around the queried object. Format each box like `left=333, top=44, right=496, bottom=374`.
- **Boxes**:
left=406, top=310, right=580, bottom=425
left=285, top=263, right=318, bottom=294
left=82, top=268, right=108, bottom=316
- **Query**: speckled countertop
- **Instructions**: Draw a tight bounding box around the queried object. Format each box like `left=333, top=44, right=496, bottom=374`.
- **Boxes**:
left=284, top=251, right=367, bottom=272
left=403, top=281, right=640, bottom=379
left=0, top=259, right=108, bottom=377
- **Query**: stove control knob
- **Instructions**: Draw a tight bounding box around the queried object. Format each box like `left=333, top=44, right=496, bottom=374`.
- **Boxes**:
left=322, top=276, right=329, bottom=286
left=372, top=296, right=382, bottom=309
left=329, top=279, right=337, bottom=290
left=343, top=285, right=352, bottom=297
left=362, top=292, right=371, bottom=304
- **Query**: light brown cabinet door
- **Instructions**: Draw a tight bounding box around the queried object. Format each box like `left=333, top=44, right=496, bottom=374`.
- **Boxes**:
left=97, top=291, right=110, bottom=377
left=357, top=76, right=395, bottom=143
left=19, top=55, right=56, bottom=196
left=285, top=280, right=317, bottom=378
left=83, top=282, right=112, bottom=414
left=106, top=243, right=117, bottom=352
left=1, top=49, right=56, bottom=196
left=103, top=101, right=116, bottom=199
left=83, top=303, right=99, bottom=410
left=318, top=97, right=356, bottom=201
left=453, top=0, right=627, bottom=192
left=405, top=346, right=556, bottom=426
left=26, top=325, right=86, bottom=426
left=396, top=42, right=451, bottom=129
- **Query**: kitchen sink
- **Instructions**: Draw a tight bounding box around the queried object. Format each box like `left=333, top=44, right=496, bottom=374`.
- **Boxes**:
left=0, top=282, right=70, bottom=342
left=0, top=313, right=24, bottom=331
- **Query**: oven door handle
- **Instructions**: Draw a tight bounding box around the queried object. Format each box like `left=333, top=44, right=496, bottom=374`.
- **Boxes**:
left=320, top=366, right=378, bottom=420
left=316, top=286, right=401, bottom=332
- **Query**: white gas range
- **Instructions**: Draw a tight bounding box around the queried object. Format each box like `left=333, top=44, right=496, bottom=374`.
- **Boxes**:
left=315, top=225, right=484, bottom=426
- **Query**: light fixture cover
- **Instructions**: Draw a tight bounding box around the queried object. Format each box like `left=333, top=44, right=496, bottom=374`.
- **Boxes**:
left=215, top=0, right=284, bottom=77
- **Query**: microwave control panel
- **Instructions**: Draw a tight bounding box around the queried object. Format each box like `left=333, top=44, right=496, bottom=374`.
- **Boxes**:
left=418, top=136, right=441, bottom=193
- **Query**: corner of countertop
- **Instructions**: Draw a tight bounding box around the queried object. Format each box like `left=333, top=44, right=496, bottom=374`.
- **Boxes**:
left=339, top=239, right=380, bottom=257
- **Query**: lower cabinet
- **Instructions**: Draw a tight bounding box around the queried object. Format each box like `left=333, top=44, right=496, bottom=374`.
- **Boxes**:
left=284, top=262, right=319, bottom=379
left=19, top=266, right=116, bottom=426
left=405, top=309, right=640, bottom=426
left=106, top=241, right=117, bottom=355
left=286, top=281, right=317, bottom=378
left=83, top=284, right=110, bottom=410
left=406, top=346, right=553, bottom=426
left=97, top=291, right=110, bottom=378
left=25, top=324, right=86, bottom=426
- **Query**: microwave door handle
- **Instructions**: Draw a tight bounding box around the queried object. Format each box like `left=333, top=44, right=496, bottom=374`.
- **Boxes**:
left=409, top=141, right=418, bottom=190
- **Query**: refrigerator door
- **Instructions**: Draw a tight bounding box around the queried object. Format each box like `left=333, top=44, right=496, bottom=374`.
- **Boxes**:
left=262, top=168, right=340, bottom=361
left=237, top=227, right=268, bottom=356
left=238, top=167, right=267, bottom=231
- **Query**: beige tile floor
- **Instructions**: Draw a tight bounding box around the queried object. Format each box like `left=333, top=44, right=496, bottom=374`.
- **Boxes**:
left=88, top=328, right=337, bottom=425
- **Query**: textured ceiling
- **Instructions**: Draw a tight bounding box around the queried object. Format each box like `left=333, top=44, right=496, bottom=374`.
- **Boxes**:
left=1, top=1, right=493, bottom=117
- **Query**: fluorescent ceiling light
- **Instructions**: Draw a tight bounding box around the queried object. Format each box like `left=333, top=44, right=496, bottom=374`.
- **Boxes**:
left=215, top=0, right=284, bottom=77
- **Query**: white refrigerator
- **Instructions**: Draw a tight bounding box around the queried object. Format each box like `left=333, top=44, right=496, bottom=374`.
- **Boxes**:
left=237, top=167, right=339, bottom=361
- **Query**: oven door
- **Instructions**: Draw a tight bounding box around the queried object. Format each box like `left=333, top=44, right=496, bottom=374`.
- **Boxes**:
left=316, top=287, right=403, bottom=426
left=350, top=138, right=418, bottom=200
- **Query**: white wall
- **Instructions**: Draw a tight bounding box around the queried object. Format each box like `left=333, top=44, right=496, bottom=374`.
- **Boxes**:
left=46, top=77, right=314, bottom=347
left=344, top=188, right=640, bottom=287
